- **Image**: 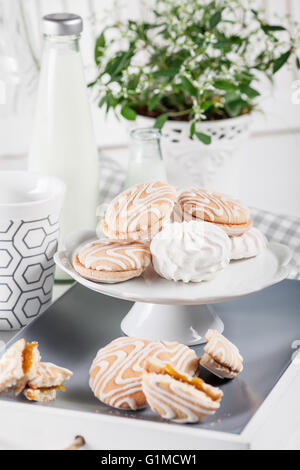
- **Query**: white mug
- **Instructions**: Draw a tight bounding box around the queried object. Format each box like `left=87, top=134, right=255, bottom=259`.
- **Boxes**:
left=0, top=171, right=65, bottom=330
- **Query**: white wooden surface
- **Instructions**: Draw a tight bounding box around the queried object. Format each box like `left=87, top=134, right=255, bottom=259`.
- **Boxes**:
left=0, top=351, right=299, bottom=449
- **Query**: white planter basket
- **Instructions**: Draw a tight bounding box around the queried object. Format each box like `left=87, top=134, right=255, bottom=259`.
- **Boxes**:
left=136, top=114, right=252, bottom=195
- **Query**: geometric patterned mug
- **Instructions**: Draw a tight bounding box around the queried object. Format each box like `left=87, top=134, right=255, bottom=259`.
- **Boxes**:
left=0, top=171, right=65, bottom=330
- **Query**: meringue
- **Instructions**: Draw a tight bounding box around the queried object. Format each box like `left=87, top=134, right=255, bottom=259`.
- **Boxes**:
left=150, top=221, right=231, bottom=283
left=230, top=227, right=267, bottom=260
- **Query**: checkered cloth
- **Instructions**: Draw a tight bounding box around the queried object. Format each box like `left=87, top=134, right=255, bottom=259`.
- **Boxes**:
left=99, top=154, right=125, bottom=206
left=98, top=152, right=300, bottom=279
left=251, top=208, right=300, bottom=280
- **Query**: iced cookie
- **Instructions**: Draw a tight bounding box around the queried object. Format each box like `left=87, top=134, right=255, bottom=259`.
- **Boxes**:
left=230, top=227, right=267, bottom=260
left=24, top=362, right=73, bottom=402
left=89, top=337, right=198, bottom=410
left=178, top=188, right=252, bottom=236
left=101, top=182, right=177, bottom=241
left=150, top=221, right=231, bottom=282
left=142, top=358, right=223, bottom=423
left=73, top=239, right=151, bottom=283
left=0, top=339, right=40, bottom=394
left=158, top=341, right=198, bottom=376
left=200, top=329, right=243, bottom=379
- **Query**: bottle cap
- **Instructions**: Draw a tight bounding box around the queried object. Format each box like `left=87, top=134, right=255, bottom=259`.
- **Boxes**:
left=42, top=13, right=83, bottom=36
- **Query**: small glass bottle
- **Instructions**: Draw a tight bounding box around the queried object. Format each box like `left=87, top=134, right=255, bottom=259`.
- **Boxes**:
left=123, top=128, right=168, bottom=189
left=28, top=13, right=99, bottom=279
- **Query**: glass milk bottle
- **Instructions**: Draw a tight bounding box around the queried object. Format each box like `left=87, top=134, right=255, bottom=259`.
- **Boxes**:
left=28, top=14, right=98, bottom=279
left=123, top=128, right=168, bottom=189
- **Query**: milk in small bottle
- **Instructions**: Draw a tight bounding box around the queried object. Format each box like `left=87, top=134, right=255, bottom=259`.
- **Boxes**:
left=28, top=13, right=98, bottom=279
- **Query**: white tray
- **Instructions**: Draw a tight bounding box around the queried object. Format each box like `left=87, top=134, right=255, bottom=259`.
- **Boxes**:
left=0, top=280, right=300, bottom=450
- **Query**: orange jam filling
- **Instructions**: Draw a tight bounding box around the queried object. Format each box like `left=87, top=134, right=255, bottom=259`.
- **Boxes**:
left=165, top=364, right=220, bottom=402
left=25, top=386, right=66, bottom=399
left=38, top=385, right=66, bottom=392
left=26, top=391, right=36, bottom=400
left=22, top=342, right=38, bottom=374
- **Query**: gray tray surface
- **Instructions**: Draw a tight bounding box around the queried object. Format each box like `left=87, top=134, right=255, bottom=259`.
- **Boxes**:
left=1, top=279, right=300, bottom=435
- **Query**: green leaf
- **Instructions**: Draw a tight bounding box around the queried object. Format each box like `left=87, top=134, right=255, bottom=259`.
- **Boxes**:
left=180, top=76, right=198, bottom=96
left=98, top=96, right=107, bottom=108
left=224, top=91, right=240, bottom=103
left=210, top=11, right=222, bottom=29
left=154, top=113, right=168, bottom=130
left=87, top=79, right=97, bottom=88
left=150, top=47, right=168, bottom=65
left=195, top=132, right=211, bottom=145
left=201, top=100, right=214, bottom=111
left=213, top=39, right=233, bottom=52
left=106, top=49, right=134, bottom=79
left=149, top=93, right=160, bottom=110
left=127, top=76, right=139, bottom=90
left=190, top=121, right=195, bottom=138
left=224, top=99, right=245, bottom=118
left=153, top=67, right=179, bottom=78
left=273, top=49, right=292, bottom=74
left=296, top=57, right=300, bottom=70
left=121, top=106, right=137, bottom=121
left=262, top=24, right=286, bottom=33
left=94, top=32, right=105, bottom=66
left=240, top=85, right=260, bottom=98
left=214, top=80, right=237, bottom=92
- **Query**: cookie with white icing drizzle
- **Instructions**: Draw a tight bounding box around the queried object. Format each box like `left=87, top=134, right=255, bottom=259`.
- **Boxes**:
left=157, top=341, right=198, bottom=376
left=24, top=362, right=73, bottom=402
left=101, top=182, right=177, bottom=241
left=142, top=358, right=223, bottom=423
left=200, top=329, right=243, bottom=379
left=178, top=188, right=252, bottom=236
left=27, top=362, right=73, bottom=389
left=73, top=239, right=151, bottom=283
left=89, top=337, right=198, bottom=410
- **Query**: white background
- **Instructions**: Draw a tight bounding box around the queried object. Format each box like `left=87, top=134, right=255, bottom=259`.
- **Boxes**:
left=0, top=0, right=300, bottom=216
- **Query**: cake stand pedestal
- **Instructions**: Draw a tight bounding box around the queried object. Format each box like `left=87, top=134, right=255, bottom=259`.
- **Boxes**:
left=121, top=303, right=223, bottom=345
left=55, top=230, right=291, bottom=346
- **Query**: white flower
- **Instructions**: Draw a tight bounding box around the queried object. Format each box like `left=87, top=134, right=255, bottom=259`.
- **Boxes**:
left=101, top=73, right=110, bottom=85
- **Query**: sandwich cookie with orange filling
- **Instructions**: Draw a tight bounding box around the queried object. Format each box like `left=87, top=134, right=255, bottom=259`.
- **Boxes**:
left=89, top=337, right=198, bottom=410
left=178, top=188, right=252, bottom=236
left=73, top=239, right=151, bottom=283
left=24, top=362, right=73, bottom=402
left=142, top=358, right=223, bottom=423
left=101, top=182, right=177, bottom=241
left=200, top=329, right=243, bottom=379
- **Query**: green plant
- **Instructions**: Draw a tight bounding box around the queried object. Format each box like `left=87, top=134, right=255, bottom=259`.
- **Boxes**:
left=90, top=0, right=300, bottom=144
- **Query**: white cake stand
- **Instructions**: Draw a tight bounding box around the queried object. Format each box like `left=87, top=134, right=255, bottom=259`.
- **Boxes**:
left=54, top=230, right=291, bottom=345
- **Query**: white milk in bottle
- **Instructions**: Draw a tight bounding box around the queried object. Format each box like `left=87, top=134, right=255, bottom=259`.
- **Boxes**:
left=28, top=13, right=98, bottom=279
